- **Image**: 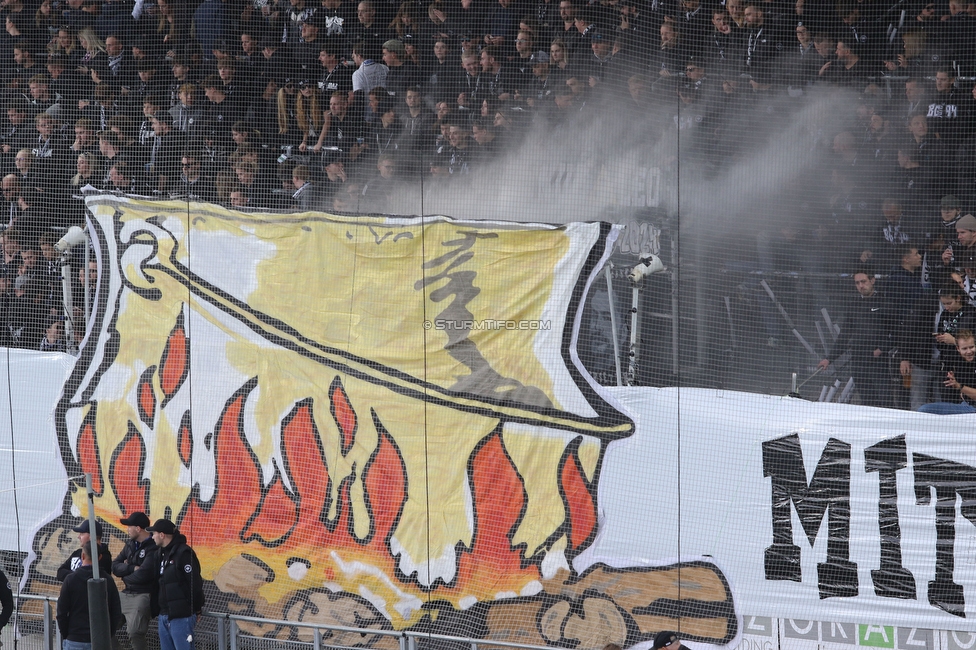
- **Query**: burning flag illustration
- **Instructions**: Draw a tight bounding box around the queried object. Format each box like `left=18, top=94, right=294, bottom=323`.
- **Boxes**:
left=41, top=198, right=738, bottom=649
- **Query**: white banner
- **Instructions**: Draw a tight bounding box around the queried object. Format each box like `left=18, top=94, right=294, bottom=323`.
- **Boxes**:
left=591, top=388, right=976, bottom=631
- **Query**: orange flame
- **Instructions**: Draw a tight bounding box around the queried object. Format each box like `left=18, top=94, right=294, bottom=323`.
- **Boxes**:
left=180, top=379, right=262, bottom=543
left=77, top=407, right=103, bottom=496
left=178, top=410, right=192, bottom=466
left=109, top=423, right=150, bottom=515
left=244, top=460, right=299, bottom=546
left=559, top=437, right=597, bottom=553
left=330, top=378, right=357, bottom=456
left=138, top=367, right=156, bottom=427
left=455, top=428, right=529, bottom=590
left=160, top=312, right=188, bottom=404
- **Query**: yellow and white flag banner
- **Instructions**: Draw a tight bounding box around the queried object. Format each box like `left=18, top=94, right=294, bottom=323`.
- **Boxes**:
left=47, top=197, right=737, bottom=650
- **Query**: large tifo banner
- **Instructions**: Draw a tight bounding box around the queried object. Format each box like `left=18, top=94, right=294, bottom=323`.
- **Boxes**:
left=4, top=197, right=976, bottom=650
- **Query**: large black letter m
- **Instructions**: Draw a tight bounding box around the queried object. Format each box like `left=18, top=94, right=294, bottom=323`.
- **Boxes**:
left=762, top=434, right=857, bottom=599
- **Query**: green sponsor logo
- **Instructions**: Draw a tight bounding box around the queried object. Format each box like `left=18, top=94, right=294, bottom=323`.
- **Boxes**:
left=858, top=625, right=895, bottom=648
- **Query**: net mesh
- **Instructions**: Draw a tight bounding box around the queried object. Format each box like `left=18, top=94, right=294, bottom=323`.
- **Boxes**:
left=0, top=0, right=970, bottom=646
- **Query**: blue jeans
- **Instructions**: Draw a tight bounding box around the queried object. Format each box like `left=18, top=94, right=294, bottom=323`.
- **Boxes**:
left=64, top=640, right=92, bottom=650
left=918, top=401, right=976, bottom=414
left=158, top=614, right=196, bottom=650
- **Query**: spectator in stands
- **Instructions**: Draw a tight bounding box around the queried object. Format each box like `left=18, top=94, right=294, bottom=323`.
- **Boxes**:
left=920, top=329, right=976, bottom=413
left=291, top=164, right=324, bottom=210
left=39, top=316, right=65, bottom=351
left=71, top=152, right=102, bottom=189
left=382, top=39, right=422, bottom=102
left=169, top=84, right=204, bottom=135
left=818, top=270, right=895, bottom=408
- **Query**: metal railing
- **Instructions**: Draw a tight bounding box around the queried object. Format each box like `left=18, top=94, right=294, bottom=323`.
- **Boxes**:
left=3, top=594, right=556, bottom=650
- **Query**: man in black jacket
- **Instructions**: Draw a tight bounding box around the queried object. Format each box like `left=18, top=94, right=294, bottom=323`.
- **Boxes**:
left=124, top=519, right=204, bottom=650
left=818, top=270, right=897, bottom=408
left=112, top=512, right=157, bottom=650
left=0, top=567, right=13, bottom=632
left=57, top=545, right=123, bottom=650
left=57, top=520, right=112, bottom=582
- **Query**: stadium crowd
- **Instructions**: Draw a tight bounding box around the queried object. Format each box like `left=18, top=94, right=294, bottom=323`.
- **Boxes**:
left=0, top=0, right=974, bottom=407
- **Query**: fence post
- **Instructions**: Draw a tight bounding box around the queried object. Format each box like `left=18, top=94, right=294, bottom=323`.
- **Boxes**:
left=217, top=615, right=226, bottom=650
left=399, top=634, right=406, bottom=650
left=43, top=597, right=52, bottom=650
left=230, top=619, right=238, bottom=650
left=408, top=633, right=416, bottom=650
left=313, top=627, right=322, bottom=650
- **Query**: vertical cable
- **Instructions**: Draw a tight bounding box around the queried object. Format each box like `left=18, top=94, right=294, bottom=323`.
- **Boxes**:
left=5, top=341, right=21, bottom=650
left=674, top=98, right=682, bottom=638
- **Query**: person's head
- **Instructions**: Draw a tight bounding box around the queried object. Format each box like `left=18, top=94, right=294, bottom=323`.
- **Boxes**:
left=685, top=58, right=705, bottom=81
left=796, top=22, right=811, bottom=46
left=405, top=86, right=422, bottom=109
left=329, top=91, right=347, bottom=116
left=853, top=270, right=876, bottom=297
left=319, top=42, right=339, bottom=68
left=462, top=53, right=480, bottom=75
left=550, top=38, right=567, bottom=65
left=14, top=149, right=31, bottom=174
left=147, top=518, right=177, bottom=547
left=942, top=195, right=962, bottom=221
left=909, top=112, right=928, bottom=138
left=176, top=84, right=195, bottom=107
left=835, top=38, right=855, bottom=60
left=109, top=161, right=130, bottom=188
left=28, top=73, right=49, bottom=100
left=300, top=16, right=320, bottom=41
left=744, top=2, right=764, bottom=26
left=12, top=44, right=30, bottom=66
left=216, top=58, right=236, bottom=82
left=559, top=0, right=575, bottom=21
left=940, top=287, right=965, bottom=312
left=480, top=46, right=500, bottom=72
left=6, top=101, right=25, bottom=126
left=148, top=112, right=170, bottom=137
left=34, top=113, right=54, bottom=137
left=235, top=160, right=259, bottom=185
left=935, top=67, right=955, bottom=93
left=73, top=518, right=103, bottom=548
left=956, top=214, right=976, bottom=246
left=898, top=245, right=922, bottom=271
left=1, top=175, right=19, bottom=202
left=98, top=130, right=120, bottom=156
left=957, top=330, right=976, bottom=361
left=377, top=154, right=395, bottom=178
left=181, top=153, right=201, bottom=179
left=812, top=32, right=834, bottom=57
left=434, top=39, right=451, bottom=61
left=358, top=0, right=375, bottom=24
left=660, top=22, right=677, bottom=45
left=105, top=34, right=123, bottom=57
left=203, top=78, right=227, bottom=103
left=905, top=77, right=925, bottom=102
left=516, top=30, right=533, bottom=56
left=652, top=632, right=681, bottom=650
left=120, top=511, right=151, bottom=541
left=292, top=164, right=309, bottom=189
left=80, top=543, right=92, bottom=565
left=882, top=198, right=903, bottom=222
left=448, top=121, right=469, bottom=147
left=590, top=32, right=610, bottom=57
left=45, top=317, right=62, bottom=343
left=472, top=119, right=493, bottom=144
left=19, top=246, right=35, bottom=268
left=382, top=39, right=405, bottom=66
left=136, top=59, right=156, bottom=83
left=241, top=31, right=258, bottom=55
left=76, top=152, right=99, bottom=178
left=229, top=190, right=249, bottom=207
